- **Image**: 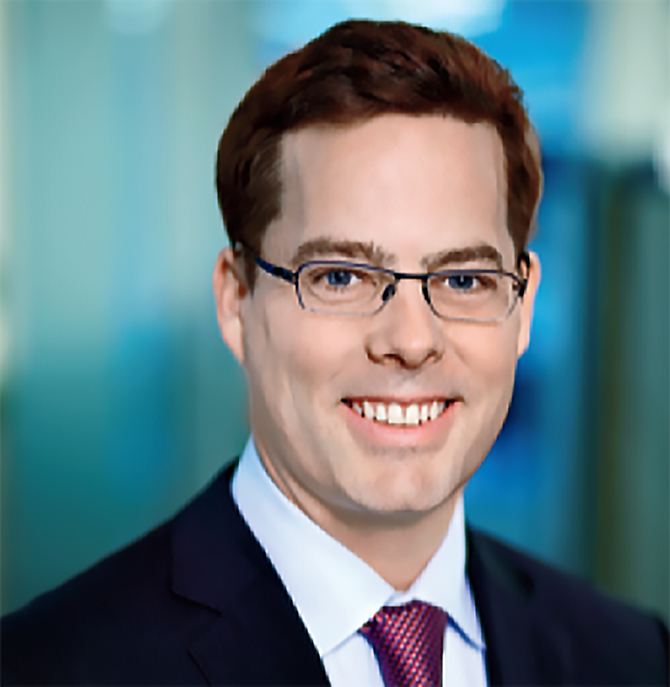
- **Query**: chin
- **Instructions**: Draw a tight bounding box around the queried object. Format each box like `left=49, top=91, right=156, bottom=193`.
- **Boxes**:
left=341, top=461, right=466, bottom=518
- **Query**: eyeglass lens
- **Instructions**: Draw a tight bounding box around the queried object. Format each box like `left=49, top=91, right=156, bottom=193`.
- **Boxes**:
left=297, top=262, right=519, bottom=321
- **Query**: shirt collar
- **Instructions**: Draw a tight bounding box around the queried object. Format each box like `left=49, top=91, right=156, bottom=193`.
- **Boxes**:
left=232, top=436, right=484, bottom=657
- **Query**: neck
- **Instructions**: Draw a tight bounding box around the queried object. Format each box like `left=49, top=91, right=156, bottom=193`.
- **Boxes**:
left=316, top=495, right=461, bottom=591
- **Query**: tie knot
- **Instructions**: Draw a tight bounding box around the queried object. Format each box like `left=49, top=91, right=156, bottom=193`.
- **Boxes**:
left=359, top=600, right=448, bottom=687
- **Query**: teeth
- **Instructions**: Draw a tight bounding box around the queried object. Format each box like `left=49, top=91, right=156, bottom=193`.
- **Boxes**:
left=363, top=400, right=375, bottom=420
left=388, top=403, right=403, bottom=424
left=406, top=403, right=420, bottom=425
left=349, top=399, right=450, bottom=426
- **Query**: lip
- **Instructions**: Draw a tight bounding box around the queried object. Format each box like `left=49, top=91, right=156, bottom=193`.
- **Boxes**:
left=343, top=396, right=452, bottom=405
left=340, top=397, right=460, bottom=448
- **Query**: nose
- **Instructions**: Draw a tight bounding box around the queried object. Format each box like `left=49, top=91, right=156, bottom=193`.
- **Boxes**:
left=366, top=279, right=444, bottom=369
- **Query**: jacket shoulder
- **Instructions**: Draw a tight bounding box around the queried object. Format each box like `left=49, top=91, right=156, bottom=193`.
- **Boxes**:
left=468, top=528, right=669, bottom=686
left=1, top=464, right=240, bottom=686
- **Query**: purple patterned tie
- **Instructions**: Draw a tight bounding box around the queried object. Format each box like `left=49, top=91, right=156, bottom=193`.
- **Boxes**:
left=359, top=600, right=448, bottom=687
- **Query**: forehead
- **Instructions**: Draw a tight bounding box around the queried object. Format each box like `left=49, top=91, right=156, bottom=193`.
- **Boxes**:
left=265, top=114, right=510, bottom=266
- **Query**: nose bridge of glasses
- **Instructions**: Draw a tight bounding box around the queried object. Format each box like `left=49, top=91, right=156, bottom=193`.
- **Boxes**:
left=380, top=271, right=434, bottom=310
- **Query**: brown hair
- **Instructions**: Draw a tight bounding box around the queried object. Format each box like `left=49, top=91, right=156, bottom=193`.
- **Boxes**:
left=216, top=19, right=542, bottom=287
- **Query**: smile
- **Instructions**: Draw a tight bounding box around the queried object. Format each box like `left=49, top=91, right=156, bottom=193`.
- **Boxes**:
left=342, top=399, right=453, bottom=427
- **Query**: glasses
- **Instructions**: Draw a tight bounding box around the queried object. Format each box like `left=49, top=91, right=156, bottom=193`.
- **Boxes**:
left=237, top=244, right=529, bottom=323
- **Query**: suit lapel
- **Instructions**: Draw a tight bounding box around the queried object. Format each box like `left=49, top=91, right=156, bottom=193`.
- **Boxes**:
left=466, top=528, right=573, bottom=686
left=168, top=464, right=576, bottom=686
left=170, top=462, right=330, bottom=686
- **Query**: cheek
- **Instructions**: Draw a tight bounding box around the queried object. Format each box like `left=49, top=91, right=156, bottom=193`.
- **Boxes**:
left=248, top=299, right=360, bottom=408
left=453, top=321, right=520, bottom=394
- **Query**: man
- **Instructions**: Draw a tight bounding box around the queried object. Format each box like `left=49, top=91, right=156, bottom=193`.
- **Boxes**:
left=2, top=19, right=668, bottom=687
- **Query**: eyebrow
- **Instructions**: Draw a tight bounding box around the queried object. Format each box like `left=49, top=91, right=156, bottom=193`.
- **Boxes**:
left=422, top=244, right=504, bottom=271
left=289, top=238, right=504, bottom=271
left=290, top=239, right=390, bottom=267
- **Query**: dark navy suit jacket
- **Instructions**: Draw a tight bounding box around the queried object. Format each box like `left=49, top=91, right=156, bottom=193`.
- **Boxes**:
left=2, top=462, right=668, bottom=686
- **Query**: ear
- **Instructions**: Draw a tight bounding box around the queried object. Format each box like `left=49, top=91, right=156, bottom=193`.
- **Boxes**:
left=517, top=251, right=541, bottom=357
left=213, top=247, right=248, bottom=365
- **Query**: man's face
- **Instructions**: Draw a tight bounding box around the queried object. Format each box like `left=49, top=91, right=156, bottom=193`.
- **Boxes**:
left=216, top=114, right=539, bottom=528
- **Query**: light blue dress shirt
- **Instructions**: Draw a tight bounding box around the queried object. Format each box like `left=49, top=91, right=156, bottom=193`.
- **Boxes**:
left=232, top=437, right=488, bottom=686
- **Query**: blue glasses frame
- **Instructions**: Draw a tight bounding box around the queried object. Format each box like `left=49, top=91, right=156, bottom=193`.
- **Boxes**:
left=235, top=242, right=530, bottom=321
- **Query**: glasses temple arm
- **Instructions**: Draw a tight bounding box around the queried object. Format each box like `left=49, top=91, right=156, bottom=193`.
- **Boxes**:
left=234, top=242, right=297, bottom=285
left=516, top=251, right=531, bottom=297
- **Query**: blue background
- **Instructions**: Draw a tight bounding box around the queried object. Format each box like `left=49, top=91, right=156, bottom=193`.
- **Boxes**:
left=1, top=0, right=668, bottom=621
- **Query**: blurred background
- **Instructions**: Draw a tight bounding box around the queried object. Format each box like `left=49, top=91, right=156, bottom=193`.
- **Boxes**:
left=1, top=0, right=668, bottom=621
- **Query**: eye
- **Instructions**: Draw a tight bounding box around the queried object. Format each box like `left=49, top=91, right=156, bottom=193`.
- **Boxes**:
left=325, top=269, right=358, bottom=287
left=447, top=274, right=476, bottom=290
left=432, top=271, right=498, bottom=294
left=304, top=264, right=374, bottom=292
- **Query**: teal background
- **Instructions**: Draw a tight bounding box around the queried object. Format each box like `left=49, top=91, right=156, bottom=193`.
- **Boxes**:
left=1, top=0, right=668, bottom=622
